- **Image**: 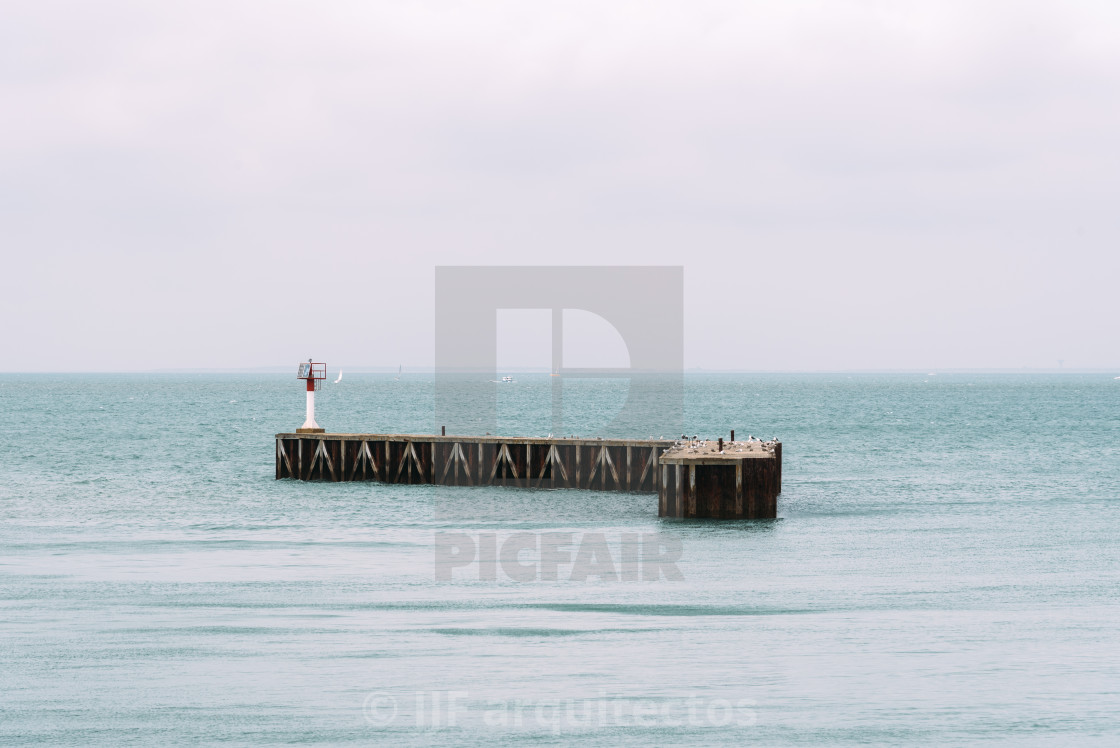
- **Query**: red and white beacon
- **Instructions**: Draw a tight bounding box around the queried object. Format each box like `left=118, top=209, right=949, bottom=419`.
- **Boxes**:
left=296, top=359, right=327, bottom=433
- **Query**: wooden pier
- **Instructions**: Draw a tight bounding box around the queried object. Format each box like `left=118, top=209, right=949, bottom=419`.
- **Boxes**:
left=276, top=433, right=781, bottom=519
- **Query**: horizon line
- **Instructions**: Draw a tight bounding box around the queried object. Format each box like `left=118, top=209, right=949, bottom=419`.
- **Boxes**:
left=1, top=367, right=1118, bottom=375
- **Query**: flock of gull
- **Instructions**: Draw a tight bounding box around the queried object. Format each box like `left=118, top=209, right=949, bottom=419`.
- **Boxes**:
left=670, top=434, right=780, bottom=454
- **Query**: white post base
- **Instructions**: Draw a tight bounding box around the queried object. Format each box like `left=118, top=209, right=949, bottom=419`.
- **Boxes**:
left=300, top=389, right=322, bottom=431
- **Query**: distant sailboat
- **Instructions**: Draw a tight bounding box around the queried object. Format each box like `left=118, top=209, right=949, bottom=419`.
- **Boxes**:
left=395, top=365, right=401, bottom=381
left=333, top=370, right=343, bottom=384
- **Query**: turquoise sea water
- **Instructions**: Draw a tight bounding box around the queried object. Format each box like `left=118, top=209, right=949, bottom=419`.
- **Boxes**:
left=2, top=373, right=1119, bottom=746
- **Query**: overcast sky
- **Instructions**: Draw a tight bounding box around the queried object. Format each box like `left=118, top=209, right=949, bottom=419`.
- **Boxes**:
left=2, top=0, right=1117, bottom=372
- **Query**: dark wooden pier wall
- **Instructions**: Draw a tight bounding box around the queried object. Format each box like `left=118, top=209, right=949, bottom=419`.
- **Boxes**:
left=276, top=433, right=673, bottom=492
left=276, top=433, right=782, bottom=518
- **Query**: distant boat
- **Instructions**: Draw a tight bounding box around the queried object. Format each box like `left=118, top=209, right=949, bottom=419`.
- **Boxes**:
left=490, top=375, right=515, bottom=383
left=333, top=370, right=343, bottom=384
left=395, top=365, right=401, bottom=381
left=1115, top=376, right=1120, bottom=380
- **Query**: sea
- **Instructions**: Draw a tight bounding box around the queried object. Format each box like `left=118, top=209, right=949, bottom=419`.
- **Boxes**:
left=2, top=373, right=1118, bottom=746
